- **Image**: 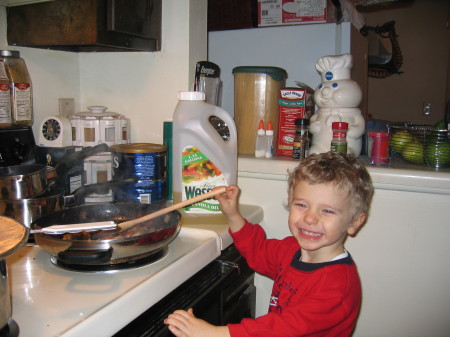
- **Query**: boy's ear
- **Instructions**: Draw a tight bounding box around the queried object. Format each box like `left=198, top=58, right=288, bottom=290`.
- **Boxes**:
left=347, top=213, right=366, bottom=236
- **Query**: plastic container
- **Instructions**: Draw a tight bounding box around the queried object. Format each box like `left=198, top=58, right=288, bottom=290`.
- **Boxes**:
left=233, top=66, right=287, bottom=155
left=255, top=120, right=265, bottom=157
left=172, top=91, right=237, bottom=225
left=265, top=121, right=274, bottom=158
left=0, top=50, right=33, bottom=128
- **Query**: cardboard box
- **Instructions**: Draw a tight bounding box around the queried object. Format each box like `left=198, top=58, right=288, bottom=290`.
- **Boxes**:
left=276, top=85, right=315, bottom=157
left=258, top=0, right=334, bottom=27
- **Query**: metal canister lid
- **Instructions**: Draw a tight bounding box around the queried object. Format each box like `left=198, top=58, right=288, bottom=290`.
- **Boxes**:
left=110, top=143, right=167, bottom=153
left=0, top=50, right=20, bottom=58
left=0, top=216, right=28, bottom=259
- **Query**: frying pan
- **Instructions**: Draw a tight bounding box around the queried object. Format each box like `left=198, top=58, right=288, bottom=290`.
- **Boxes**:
left=30, top=187, right=227, bottom=266
left=31, top=202, right=182, bottom=265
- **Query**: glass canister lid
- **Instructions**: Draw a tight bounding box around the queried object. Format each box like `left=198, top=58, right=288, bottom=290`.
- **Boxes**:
left=0, top=216, right=28, bottom=259
left=0, top=50, right=20, bottom=58
left=72, top=106, right=121, bottom=119
left=232, top=66, right=287, bottom=81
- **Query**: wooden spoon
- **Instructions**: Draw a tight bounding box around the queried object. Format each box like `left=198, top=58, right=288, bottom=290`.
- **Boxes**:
left=118, top=186, right=227, bottom=231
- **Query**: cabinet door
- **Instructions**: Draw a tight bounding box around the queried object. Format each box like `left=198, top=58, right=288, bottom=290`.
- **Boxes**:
left=107, top=0, right=160, bottom=40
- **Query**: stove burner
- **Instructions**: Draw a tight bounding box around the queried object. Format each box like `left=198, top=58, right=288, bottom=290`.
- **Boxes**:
left=50, top=247, right=168, bottom=273
left=0, top=319, right=19, bottom=337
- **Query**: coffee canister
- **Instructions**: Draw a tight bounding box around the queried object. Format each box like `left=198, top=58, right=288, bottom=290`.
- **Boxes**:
left=111, top=143, right=167, bottom=204
left=0, top=50, right=33, bottom=128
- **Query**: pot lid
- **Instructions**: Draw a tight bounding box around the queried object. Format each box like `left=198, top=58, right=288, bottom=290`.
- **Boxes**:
left=0, top=216, right=28, bottom=259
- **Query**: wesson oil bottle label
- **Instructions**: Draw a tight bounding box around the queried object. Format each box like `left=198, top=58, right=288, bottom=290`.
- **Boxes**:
left=181, top=146, right=227, bottom=213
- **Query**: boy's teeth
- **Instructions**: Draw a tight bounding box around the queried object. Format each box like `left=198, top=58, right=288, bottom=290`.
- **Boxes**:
left=301, top=229, right=321, bottom=237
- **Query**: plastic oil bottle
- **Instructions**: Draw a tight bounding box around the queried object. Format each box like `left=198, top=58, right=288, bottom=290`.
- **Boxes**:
left=172, top=91, right=237, bottom=225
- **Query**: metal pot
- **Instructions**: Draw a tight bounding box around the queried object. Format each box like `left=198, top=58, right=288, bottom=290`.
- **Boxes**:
left=0, top=216, right=28, bottom=329
left=0, top=164, right=53, bottom=200
left=31, top=202, right=181, bottom=265
left=0, top=176, right=138, bottom=228
left=0, top=144, right=111, bottom=226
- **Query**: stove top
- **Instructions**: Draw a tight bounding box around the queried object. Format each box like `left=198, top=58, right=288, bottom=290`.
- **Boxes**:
left=6, top=227, right=221, bottom=337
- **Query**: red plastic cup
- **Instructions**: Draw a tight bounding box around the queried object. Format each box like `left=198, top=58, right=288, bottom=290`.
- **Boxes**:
left=368, top=132, right=390, bottom=164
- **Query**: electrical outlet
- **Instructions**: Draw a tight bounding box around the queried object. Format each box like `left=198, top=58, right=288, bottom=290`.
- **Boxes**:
left=58, top=98, right=75, bottom=118
left=423, top=102, right=432, bottom=116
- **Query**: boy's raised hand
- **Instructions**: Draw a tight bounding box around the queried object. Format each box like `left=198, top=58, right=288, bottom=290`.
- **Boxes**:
left=215, top=185, right=245, bottom=232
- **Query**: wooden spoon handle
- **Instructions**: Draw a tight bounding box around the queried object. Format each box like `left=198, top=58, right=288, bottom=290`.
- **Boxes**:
left=118, top=186, right=227, bottom=231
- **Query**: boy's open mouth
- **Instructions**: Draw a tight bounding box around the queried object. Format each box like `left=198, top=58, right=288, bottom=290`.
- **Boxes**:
left=300, top=228, right=323, bottom=240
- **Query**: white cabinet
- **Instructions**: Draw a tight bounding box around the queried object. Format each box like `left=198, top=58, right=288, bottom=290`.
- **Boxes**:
left=237, top=156, right=450, bottom=337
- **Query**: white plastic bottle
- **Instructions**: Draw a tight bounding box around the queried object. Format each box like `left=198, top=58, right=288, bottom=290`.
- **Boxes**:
left=254, top=120, right=265, bottom=157
left=172, top=91, right=237, bottom=225
left=265, top=121, right=274, bottom=158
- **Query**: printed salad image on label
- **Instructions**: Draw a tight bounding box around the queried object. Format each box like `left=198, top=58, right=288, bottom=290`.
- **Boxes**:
left=181, top=146, right=227, bottom=213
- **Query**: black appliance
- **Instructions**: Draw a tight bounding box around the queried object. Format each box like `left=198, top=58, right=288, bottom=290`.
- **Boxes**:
left=114, top=244, right=256, bottom=337
left=0, top=127, right=36, bottom=167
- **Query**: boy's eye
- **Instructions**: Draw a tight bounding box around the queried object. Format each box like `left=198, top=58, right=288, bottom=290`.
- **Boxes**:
left=294, top=202, right=307, bottom=208
left=322, top=209, right=335, bottom=214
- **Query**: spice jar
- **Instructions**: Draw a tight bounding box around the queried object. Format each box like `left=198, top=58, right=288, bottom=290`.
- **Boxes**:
left=331, top=122, right=348, bottom=154
left=0, top=50, right=33, bottom=128
left=293, top=118, right=310, bottom=159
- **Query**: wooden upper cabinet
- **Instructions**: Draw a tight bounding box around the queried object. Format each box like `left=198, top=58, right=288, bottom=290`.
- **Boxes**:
left=6, top=0, right=161, bottom=52
left=0, top=0, right=54, bottom=6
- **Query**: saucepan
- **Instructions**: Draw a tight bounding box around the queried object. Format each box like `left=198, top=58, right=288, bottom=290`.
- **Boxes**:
left=0, top=143, right=109, bottom=200
left=30, top=187, right=226, bottom=266
left=0, top=144, right=114, bottom=227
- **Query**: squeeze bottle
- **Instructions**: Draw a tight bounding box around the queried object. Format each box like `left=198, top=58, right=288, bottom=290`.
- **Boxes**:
left=172, top=91, right=237, bottom=225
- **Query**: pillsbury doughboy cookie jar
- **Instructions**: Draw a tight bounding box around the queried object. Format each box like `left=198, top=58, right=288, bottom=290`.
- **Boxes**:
left=309, top=54, right=365, bottom=157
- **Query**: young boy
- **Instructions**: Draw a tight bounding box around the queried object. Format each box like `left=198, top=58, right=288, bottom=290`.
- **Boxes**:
left=164, top=152, right=374, bottom=337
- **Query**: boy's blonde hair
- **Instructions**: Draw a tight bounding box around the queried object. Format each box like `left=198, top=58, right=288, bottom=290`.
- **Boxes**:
left=288, top=152, right=374, bottom=220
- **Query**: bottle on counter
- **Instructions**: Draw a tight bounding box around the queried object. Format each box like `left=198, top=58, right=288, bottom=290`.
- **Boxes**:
left=172, top=91, right=237, bottom=225
left=292, top=118, right=310, bottom=159
left=0, top=50, right=33, bottom=128
left=255, top=120, right=266, bottom=157
left=330, top=122, right=349, bottom=154
left=265, top=121, right=274, bottom=158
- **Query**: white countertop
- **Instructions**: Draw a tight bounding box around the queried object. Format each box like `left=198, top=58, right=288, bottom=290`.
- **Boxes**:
left=7, top=204, right=263, bottom=337
left=238, top=155, right=450, bottom=195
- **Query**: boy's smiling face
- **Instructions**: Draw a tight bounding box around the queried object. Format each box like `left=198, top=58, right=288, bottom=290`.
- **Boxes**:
left=288, top=181, right=366, bottom=263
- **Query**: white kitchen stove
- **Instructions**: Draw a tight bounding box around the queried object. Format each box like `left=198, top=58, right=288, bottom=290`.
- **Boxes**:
left=6, top=227, right=222, bottom=337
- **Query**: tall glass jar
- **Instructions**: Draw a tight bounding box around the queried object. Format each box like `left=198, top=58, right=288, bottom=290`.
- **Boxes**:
left=0, top=50, right=33, bottom=127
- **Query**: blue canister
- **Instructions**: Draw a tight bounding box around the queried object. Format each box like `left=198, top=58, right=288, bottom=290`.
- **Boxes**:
left=111, top=143, right=167, bottom=204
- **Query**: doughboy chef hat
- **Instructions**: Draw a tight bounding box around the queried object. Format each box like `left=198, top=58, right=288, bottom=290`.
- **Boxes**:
left=316, top=54, right=353, bottom=82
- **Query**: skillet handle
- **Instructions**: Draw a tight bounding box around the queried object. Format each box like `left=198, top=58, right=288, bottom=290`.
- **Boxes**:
left=57, top=247, right=113, bottom=264
left=66, top=176, right=139, bottom=206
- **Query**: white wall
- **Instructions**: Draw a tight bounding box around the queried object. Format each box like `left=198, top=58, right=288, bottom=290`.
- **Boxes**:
left=0, top=0, right=208, bottom=144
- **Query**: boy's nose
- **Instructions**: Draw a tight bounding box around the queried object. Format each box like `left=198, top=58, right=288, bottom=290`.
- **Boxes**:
left=304, top=211, right=318, bottom=225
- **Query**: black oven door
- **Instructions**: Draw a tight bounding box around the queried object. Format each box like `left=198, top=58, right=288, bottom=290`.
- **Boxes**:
left=114, top=245, right=256, bottom=337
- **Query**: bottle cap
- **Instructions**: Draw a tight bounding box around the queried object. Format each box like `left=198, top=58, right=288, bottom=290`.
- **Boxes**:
left=332, top=122, right=349, bottom=130
left=295, top=118, right=309, bottom=126
left=178, top=91, right=206, bottom=101
left=257, top=120, right=265, bottom=135
left=266, top=121, right=273, bottom=135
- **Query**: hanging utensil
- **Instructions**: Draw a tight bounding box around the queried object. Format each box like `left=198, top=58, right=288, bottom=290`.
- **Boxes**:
left=117, top=186, right=227, bottom=231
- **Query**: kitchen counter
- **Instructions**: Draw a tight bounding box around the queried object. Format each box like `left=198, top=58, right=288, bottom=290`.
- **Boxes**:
left=6, top=204, right=262, bottom=337
left=238, top=154, right=450, bottom=194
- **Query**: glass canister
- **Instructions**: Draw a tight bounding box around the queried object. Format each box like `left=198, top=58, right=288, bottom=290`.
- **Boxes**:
left=0, top=50, right=33, bottom=128
left=233, top=66, right=287, bottom=155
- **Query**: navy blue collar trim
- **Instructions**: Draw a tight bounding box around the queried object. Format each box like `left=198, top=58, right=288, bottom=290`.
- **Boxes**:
left=291, top=250, right=355, bottom=271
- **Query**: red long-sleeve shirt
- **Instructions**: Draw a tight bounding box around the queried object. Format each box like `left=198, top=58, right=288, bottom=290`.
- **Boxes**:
left=227, top=220, right=361, bottom=337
